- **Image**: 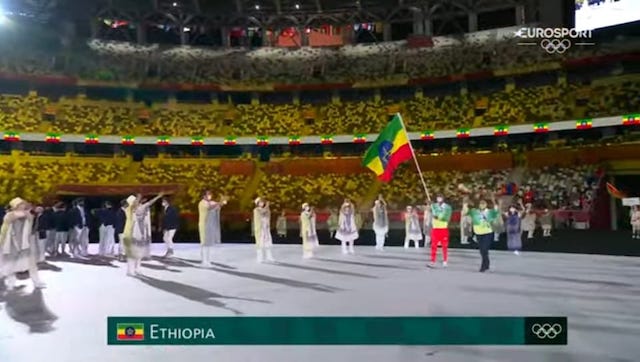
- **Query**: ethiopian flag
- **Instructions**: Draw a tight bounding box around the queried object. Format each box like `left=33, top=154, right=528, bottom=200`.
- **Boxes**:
left=116, top=323, right=145, bottom=341
left=362, top=114, right=412, bottom=182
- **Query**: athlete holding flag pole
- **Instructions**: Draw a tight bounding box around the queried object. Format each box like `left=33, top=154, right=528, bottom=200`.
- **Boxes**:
left=363, top=114, right=444, bottom=264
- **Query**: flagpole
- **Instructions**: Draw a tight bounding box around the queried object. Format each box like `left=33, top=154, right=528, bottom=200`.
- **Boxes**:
left=396, top=113, right=431, bottom=202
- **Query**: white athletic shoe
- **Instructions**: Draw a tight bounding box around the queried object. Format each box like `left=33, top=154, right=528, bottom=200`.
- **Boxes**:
left=442, top=261, right=448, bottom=268
left=514, top=250, right=520, bottom=255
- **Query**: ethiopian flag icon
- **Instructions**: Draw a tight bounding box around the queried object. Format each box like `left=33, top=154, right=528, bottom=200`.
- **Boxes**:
left=362, top=114, right=413, bottom=182
left=117, top=323, right=145, bottom=341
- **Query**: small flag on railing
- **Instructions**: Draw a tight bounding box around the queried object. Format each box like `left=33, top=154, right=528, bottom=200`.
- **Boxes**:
left=321, top=135, right=333, bottom=145
left=3, top=132, right=20, bottom=142
left=534, top=123, right=549, bottom=133
left=420, top=131, right=435, bottom=140
left=156, top=136, right=171, bottom=146
left=493, top=125, right=509, bottom=136
left=191, top=137, right=204, bottom=146
left=224, top=136, right=237, bottom=146
left=45, top=132, right=61, bottom=143
left=622, top=114, right=640, bottom=126
left=121, top=135, right=135, bottom=145
left=456, top=128, right=471, bottom=138
left=256, top=136, right=269, bottom=146
left=353, top=133, right=367, bottom=143
left=576, top=119, right=592, bottom=130
left=85, top=134, right=99, bottom=144
left=288, top=135, right=301, bottom=145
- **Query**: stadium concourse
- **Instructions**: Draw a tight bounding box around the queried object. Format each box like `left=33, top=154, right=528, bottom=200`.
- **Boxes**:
left=1, top=243, right=639, bottom=362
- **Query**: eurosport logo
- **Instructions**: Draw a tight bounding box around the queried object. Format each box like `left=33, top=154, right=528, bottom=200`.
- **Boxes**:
left=515, top=27, right=595, bottom=54
left=531, top=323, right=563, bottom=339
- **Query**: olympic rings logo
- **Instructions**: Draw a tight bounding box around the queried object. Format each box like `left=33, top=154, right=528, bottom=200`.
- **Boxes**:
left=540, top=39, right=572, bottom=54
left=531, top=323, right=563, bottom=339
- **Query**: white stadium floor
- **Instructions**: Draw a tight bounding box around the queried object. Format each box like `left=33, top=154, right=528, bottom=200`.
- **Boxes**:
left=1, top=243, right=639, bottom=362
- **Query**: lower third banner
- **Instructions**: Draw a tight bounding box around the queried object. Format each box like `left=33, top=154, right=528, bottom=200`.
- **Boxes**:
left=107, top=317, right=567, bottom=345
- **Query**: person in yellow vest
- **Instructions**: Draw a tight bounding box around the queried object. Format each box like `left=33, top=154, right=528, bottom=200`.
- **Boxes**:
left=198, top=190, right=228, bottom=267
left=300, top=203, right=317, bottom=259
left=462, top=197, right=500, bottom=273
left=253, top=197, right=275, bottom=263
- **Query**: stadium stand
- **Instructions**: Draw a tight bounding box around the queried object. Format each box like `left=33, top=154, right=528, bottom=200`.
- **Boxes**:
left=135, top=160, right=249, bottom=209
left=0, top=155, right=128, bottom=205
left=0, top=77, right=637, bottom=137
left=0, top=150, right=604, bottom=220
left=0, top=94, right=48, bottom=132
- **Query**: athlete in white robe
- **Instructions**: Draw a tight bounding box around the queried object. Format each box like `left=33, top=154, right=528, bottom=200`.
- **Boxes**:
left=253, top=197, right=275, bottom=263
left=123, top=193, right=163, bottom=276
left=310, top=208, right=319, bottom=248
left=300, top=203, right=318, bottom=259
left=336, top=199, right=358, bottom=255
left=372, top=196, right=389, bottom=251
left=521, top=204, right=537, bottom=239
left=0, top=198, right=45, bottom=290
left=198, top=191, right=228, bottom=266
left=631, top=206, right=640, bottom=239
left=276, top=211, right=287, bottom=238
left=404, top=206, right=422, bottom=249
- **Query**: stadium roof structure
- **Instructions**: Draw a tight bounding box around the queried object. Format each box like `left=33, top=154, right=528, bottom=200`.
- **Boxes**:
left=16, top=0, right=524, bottom=28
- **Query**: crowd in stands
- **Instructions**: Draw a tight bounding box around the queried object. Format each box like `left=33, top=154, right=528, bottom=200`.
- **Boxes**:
left=521, top=165, right=602, bottom=211
left=380, top=167, right=510, bottom=209
left=378, top=164, right=601, bottom=212
left=1, top=80, right=637, bottom=137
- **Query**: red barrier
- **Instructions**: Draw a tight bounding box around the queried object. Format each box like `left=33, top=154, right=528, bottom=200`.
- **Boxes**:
left=219, top=160, right=255, bottom=176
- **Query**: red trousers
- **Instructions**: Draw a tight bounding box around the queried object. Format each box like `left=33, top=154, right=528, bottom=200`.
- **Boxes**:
left=430, top=228, right=449, bottom=262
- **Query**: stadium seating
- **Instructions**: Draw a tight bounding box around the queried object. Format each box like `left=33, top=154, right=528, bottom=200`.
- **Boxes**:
left=0, top=156, right=128, bottom=205
left=0, top=94, right=48, bottom=132
left=68, top=37, right=615, bottom=84
left=135, top=160, right=248, bottom=210
left=147, top=106, right=226, bottom=137
left=255, top=173, right=374, bottom=212
left=0, top=78, right=637, bottom=138
left=0, top=147, right=605, bottom=236
left=52, top=102, right=140, bottom=135
left=379, top=167, right=511, bottom=209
